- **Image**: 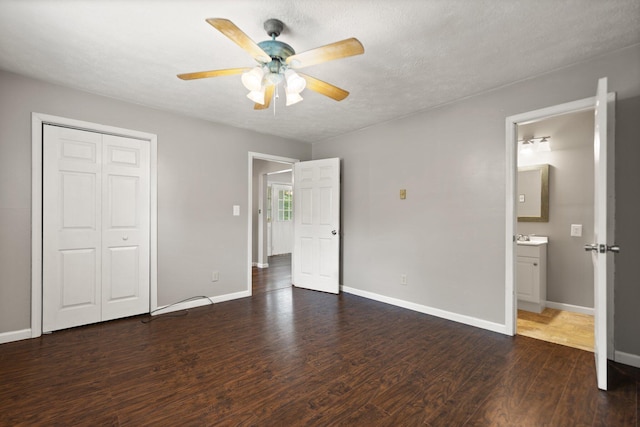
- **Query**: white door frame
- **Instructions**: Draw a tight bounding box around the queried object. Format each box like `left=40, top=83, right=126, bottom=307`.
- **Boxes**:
left=504, top=94, right=615, bottom=359
left=247, top=152, right=299, bottom=294
left=31, top=113, right=158, bottom=338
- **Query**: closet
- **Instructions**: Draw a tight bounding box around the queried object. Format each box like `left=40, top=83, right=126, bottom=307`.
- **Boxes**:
left=42, top=125, right=150, bottom=332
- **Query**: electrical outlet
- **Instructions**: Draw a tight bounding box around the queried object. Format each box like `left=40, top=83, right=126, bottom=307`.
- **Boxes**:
left=211, top=271, right=219, bottom=282
left=400, top=274, right=407, bottom=286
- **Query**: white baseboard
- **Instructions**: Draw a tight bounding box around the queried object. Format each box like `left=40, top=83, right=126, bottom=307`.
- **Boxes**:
left=256, top=263, right=269, bottom=268
left=341, top=286, right=507, bottom=335
left=545, top=301, right=594, bottom=315
left=151, top=290, right=250, bottom=316
left=0, top=328, right=32, bottom=344
left=614, top=350, right=640, bottom=369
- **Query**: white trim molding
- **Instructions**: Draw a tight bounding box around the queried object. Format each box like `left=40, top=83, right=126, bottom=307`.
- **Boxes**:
left=342, top=286, right=507, bottom=335
left=31, top=113, right=158, bottom=339
left=0, top=329, right=32, bottom=345
left=151, top=291, right=250, bottom=316
left=614, top=351, right=640, bottom=369
left=545, top=301, right=594, bottom=316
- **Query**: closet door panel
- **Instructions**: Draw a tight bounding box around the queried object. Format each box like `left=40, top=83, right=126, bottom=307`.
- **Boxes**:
left=101, top=135, right=150, bottom=321
left=43, top=125, right=102, bottom=332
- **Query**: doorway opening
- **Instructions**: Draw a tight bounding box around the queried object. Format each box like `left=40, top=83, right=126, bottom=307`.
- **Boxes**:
left=514, top=109, right=595, bottom=352
left=247, top=152, right=298, bottom=296
left=505, top=79, right=615, bottom=390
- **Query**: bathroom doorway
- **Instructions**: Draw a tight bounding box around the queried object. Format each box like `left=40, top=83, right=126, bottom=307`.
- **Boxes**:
left=515, top=109, right=595, bottom=352
left=505, top=78, right=615, bottom=390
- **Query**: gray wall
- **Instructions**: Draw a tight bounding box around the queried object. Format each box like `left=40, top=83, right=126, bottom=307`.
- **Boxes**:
left=517, top=110, right=595, bottom=309
left=0, top=70, right=311, bottom=334
left=313, top=45, right=640, bottom=356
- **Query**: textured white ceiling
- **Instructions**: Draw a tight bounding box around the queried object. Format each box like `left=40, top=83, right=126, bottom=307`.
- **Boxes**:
left=0, top=0, right=638, bottom=143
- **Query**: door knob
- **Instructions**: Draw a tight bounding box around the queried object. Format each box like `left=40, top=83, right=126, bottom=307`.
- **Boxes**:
left=331, top=230, right=337, bottom=235
left=607, top=245, right=620, bottom=253
left=122, top=236, right=129, bottom=241
left=584, top=244, right=598, bottom=252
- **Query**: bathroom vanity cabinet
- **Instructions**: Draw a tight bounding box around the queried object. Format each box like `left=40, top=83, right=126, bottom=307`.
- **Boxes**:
left=516, top=241, right=547, bottom=313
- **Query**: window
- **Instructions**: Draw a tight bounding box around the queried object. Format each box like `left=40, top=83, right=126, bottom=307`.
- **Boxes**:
left=277, top=188, right=292, bottom=221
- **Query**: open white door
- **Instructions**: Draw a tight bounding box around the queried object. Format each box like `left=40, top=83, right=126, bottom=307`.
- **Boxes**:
left=292, top=158, right=340, bottom=294
left=588, top=77, right=613, bottom=390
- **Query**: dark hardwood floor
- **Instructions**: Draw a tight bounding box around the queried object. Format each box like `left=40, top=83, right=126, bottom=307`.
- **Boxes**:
left=1, top=260, right=638, bottom=425
left=252, top=254, right=292, bottom=294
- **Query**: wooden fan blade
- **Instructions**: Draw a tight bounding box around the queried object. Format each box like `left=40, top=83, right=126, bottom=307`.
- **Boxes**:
left=206, top=18, right=271, bottom=63
left=254, top=85, right=275, bottom=110
left=286, top=38, right=364, bottom=69
left=299, top=73, right=349, bottom=101
left=177, top=67, right=250, bottom=80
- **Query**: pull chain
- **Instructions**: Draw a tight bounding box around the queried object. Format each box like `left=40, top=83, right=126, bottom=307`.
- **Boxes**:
left=273, top=84, right=279, bottom=116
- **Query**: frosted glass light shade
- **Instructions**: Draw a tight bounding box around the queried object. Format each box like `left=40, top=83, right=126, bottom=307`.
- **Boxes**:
left=520, top=140, right=534, bottom=155
left=538, top=137, right=551, bottom=152
left=247, top=87, right=266, bottom=104
left=241, top=67, right=265, bottom=91
left=285, top=91, right=303, bottom=106
left=285, top=69, right=306, bottom=93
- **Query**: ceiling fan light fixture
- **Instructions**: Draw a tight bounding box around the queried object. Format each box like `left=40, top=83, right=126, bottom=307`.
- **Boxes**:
left=285, top=90, right=303, bottom=106
left=285, top=69, right=306, bottom=93
left=178, top=18, right=364, bottom=109
left=241, top=66, right=266, bottom=91
left=247, top=86, right=267, bottom=105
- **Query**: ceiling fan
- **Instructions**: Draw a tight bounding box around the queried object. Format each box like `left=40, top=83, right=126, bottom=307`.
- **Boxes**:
left=177, top=18, right=364, bottom=109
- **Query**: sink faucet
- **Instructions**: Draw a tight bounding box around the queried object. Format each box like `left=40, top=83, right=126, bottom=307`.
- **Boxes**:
left=516, top=234, right=530, bottom=241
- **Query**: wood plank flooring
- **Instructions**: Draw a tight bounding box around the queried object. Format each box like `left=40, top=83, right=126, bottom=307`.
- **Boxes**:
left=252, top=254, right=292, bottom=295
left=1, top=262, right=638, bottom=425
left=517, top=308, right=595, bottom=352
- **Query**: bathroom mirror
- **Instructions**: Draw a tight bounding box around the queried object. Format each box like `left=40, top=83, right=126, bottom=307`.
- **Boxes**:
left=517, top=164, right=549, bottom=222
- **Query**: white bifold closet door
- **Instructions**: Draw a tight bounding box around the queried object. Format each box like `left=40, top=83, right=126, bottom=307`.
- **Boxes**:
left=43, top=125, right=150, bottom=332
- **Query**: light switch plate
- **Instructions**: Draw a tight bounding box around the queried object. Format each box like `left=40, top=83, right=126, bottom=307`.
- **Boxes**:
left=400, top=189, right=406, bottom=200
left=233, top=205, right=240, bottom=216
left=519, top=194, right=525, bottom=203
left=571, top=224, right=583, bottom=237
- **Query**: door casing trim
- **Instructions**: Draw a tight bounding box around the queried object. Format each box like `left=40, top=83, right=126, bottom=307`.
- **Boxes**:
left=504, top=94, right=615, bottom=361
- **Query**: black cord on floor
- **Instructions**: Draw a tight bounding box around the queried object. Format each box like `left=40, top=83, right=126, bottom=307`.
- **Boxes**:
left=141, top=295, right=214, bottom=323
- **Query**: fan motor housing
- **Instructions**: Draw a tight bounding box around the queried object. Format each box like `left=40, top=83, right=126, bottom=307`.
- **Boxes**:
left=257, top=40, right=295, bottom=72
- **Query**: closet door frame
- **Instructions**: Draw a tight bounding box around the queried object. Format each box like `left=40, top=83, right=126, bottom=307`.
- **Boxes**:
left=31, top=113, right=158, bottom=338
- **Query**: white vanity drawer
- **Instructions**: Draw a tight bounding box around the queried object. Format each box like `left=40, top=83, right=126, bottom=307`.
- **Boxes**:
left=517, top=245, right=542, bottom=258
